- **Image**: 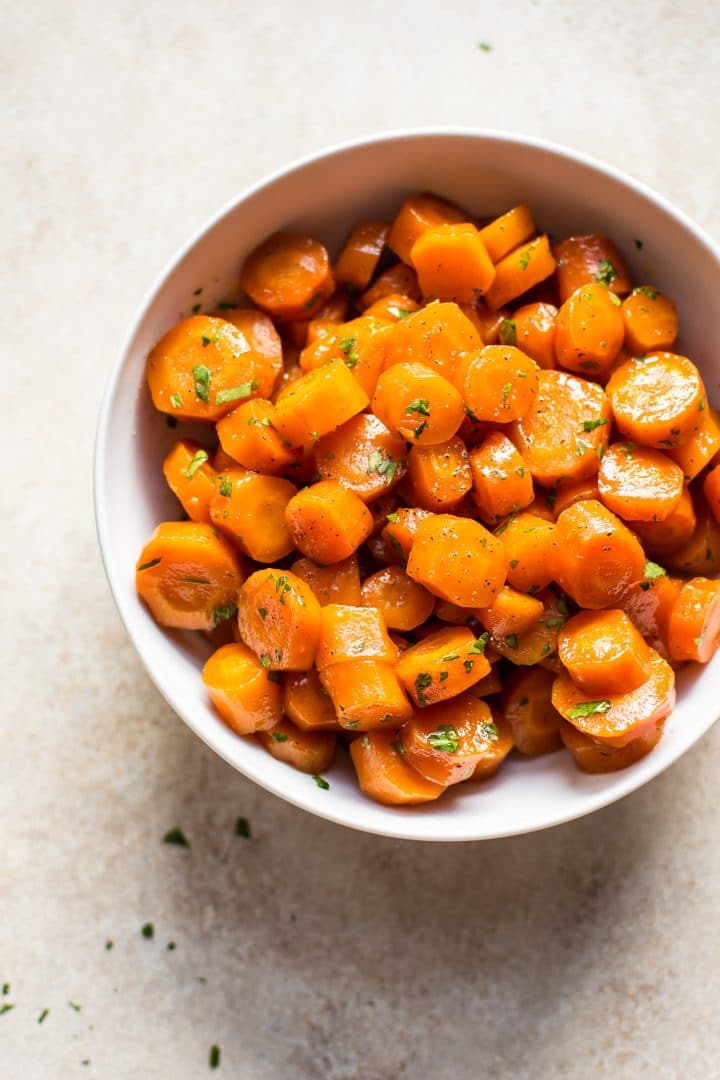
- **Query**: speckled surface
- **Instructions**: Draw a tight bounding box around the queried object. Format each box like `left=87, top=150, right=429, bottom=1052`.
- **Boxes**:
left=3, top=2, right=720, bottom=1076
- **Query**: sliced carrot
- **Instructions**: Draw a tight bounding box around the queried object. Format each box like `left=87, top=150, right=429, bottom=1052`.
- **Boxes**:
left=552, top=648, right=675, bottom=747
left=236, top=568, right=321, bottom=671
left=474, top=666, right=503, bottom=696
left=560, top=720, right=663, bottom=773
left=334, top=221, right=389, bottom=291
left=349, top=728, right=445, bottom=805
left=669, top=404, right=720, bottom=480
left=469, top=432, right=534, bottom=523
left=407, top=513, right=507, bottom=607
left=553, top=234, right=631, bottom=303
left=202, top=642, right=282, bottom=735
left=410, top=223, right=495, bottom=303
left=484, top=235, right=557, bottom=311
left=240, top=232, right=334, bottom=320
left=315, top=414, right=407, bottom=502
left=382, top=507, right=434, bottom=560
left=162, top=439, right=216, bottom=524
left=667, top=577, right=720, bottom=663
left=315, top=604, right=398, bottom=669
left=406, top=435, right=472, bottom=511
left=283, top=668, right=339, bottom=731
left=400, top=693, right=504, bottom=785
left=360, top=566, right=435, bottom=631
left=478, top=205, right=535, bottom=263
left=136, top=521, right=245, bottom=631
left=395, top=626, right=491, bottom=707
left=667, top=493, right=720, bottom=576
left=299, top=315, right=391, bottom=397
left=553, top=477, right=600, bottom=517
left=621, top=286, right=678, bottom=355
left=380, top=301, right=481, bottom=380
left=621, top=573, right=683, bottom=658
left=209, top=468, right=296, bottom=563
left=454, top=345, right=539, bottom=424
left=511, top=369, right=611, bottom=487
left=704, top=464, right=720, bottom=525
left=386, top=192, right=466, bottom=264
left=469, top=709, right=515, bottom=780
left=257, top=717, right=335, bottom=773
left=597, top=443, right=684, bottom=522
left=554, top=499, right=645, bottom=608
left=214, top=307, right=283, bottom=397
left=502, top=667, right=563, bottom=755
left=512, top=302, right=558, bottom=369
left=371, top=361, right=465, bottom=445
left=284, top=479, right=374, bottom=563
left=213, top=446, right=236, bottom=471
left=554, top=283, right=625, bottom=377
left=632, top=484, right=696, bottom=555
left=558, top=609, right=652, bottom=695
left=321, top=660, right=413, bottom=731
left=363, top=293, right=420, bottom=322
left=274, top=359, right=369, bottom=445
left=289, top=554, right=361, bottom=607
left=460, top=299, right=510, bottom=345
left=476, top=586, right=544, bottom=638
left=216, top=399, right=295, bottom=474
left=490, top=588, right=566, bottom=666
left=359, top=262, right=421, bottom=309
left=606, top=352, right=705, bottom=450
left=498, top=512, right=557, bottom=593
left=146, top=315, right=259, bottom=422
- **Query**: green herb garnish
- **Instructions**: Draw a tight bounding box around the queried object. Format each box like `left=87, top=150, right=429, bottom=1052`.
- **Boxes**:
left=137, top=558, right=161, bottom=572
left=216, top=379, right=259, bottom=405
left=185, top=448, right=209, bottom=479
left=427, top=724, right=459, bottom=753
left=567, top=700, right=611, bottom=719
left=499, top=318, right=516, bottom=346
left=163, top=827, right=190, bottom=848
left=312, top=774, right=329, bottom=789
left=235, top=817, right=251, bottom=838
left=644, top=561, right=666, bottom=581
left=415, top=672, right=433, bottom=706
left=582, top=418, right=608, bottom=432
left=192, top=364, right=211, bottom=402
left=595, top=259, right=617, bottom=286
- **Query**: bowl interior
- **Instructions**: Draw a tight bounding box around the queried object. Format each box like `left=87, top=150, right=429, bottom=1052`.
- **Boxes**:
left=96, top=130, right=720, bottom=840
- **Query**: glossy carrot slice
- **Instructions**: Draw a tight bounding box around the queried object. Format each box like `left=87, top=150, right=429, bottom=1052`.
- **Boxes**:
left=667, top=493, right=720, bottom=576
left=478, top=205, right=535, bottom=263
left=632, top=485, right=696, bottom=556
left=395, top=626, right=491, bottom=708
left=621, top=574, right=683, bottom=658
left=359, top=262, right=421, bottom=309
left=410, top=223, right=495, bottom=302
left=315, top=604, right=398, bottom=669
left=274, top=359, right=369, bottom=445
left=257, top=717, right=336, bottom=773
left=386, top=192, right=466, bottom=264
left=372, top=362, right=465, bottom=445
left=283, top=668, right=339, bottom=732
left=476, top=586, right=544, bottom=638
left=552, top=648, right=675, bottom=748
left=334, top=221, right=389, bottom=291
left=469, top=432, right=534, bottom=523
left=236, top=568, right=322, bottom=671
left=489, top=588, right=566, bottom=666
left=606, top=352, right=705, bottom=450
left=240, top=232, right=334, bottom=320
left=469, top=710, right=515, bottom=780
left=209, top=468, right=296, bottom=563
left=162, top=439, right=216, bottom=524
left=621, top=287, right=678, bottom=355
left=299, top=315, right=391, bottom=397
left=553, top=234, right=631, bottom=303
left=216, top=399, right=295, bottom=474
left=363, top=293, right=421, bottom=322
left=512, top=302, right=558, bottom=369
left=360, top=566, right=435, bottom=631
left=558, top=609, right=652, bottom=695
left=484, top=235, right=557, bottom=311
left=136, top=522, right=245, bottom=631
left=315, top=414, right=407, bottom=502
left=399, top=692, right=505, bottom=785
left=554, top=283, right=625, bottom=377
left=349, top=728, right=445, bottom=805
left=667, top=577, right=720, bottom=663
left=454, top=345, right=539, bottom=423
left=215, top=307, right=283, bottom=397
left=285, top=480, right=374, bottom=563
left=560, top=720, right=663, bottom=773
left=406, top=513, right=507, bottom=607
left=406, top=435, right=472, bottom=511
left=597, top=443, right=684, bottom=522
left=202, top=642, right=282, bottom=735
left=554, top=499, right=645, bottom=609
left=321, top=660, right=413, bottom=730
left=380, top=301, right=481, bottom=380
left=290, top=555, right=361, bottom=607
left=382, top=507, right=434, bottom=560
left=502, top=667, right=563, bottom=755
left=670, top=405, right=720, bottom=480
left=498, top=512, right=557, bottom=593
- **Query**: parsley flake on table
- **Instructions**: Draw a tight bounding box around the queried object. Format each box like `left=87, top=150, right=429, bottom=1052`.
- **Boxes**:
left=163, top=826, right=190, bottom=848
left=235, top=817, right=251, bottom=838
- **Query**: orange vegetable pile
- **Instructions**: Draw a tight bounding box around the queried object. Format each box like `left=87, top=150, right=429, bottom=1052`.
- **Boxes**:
left=136, top=192, right=720, bottom=806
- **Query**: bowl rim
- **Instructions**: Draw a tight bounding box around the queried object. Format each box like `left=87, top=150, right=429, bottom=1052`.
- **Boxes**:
left=94, top=126, right=720, bottom=841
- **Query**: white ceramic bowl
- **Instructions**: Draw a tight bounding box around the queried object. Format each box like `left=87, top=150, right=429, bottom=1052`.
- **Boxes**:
left=95, top=128, right=720, bottom=841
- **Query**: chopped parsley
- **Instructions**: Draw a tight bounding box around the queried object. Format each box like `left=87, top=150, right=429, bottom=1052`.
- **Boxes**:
left=575, top=440, right=588, bottom=457
left=505, top=634, right=518, bottom=649
left=219, top=478, right=233, bottom=497
left=216, top=379, right=259, bottom=405
left=367, top=450, right=399, bottom=485
left=415, top=672, right=433, bottom=706
left=386, top=511, right=399, bottom=523
left=105, top=940, right=113, bottom=950
left=519, top=250, right=531, bottom=270
left=209, top=1045, right=221, bottom=1069
left=463, top=659, right=475, bottom=673
left=259, top=654, right=271, bottom=669
left=141, top=924, right=154, bottom=940
left=609, top=292, right=622, bottom=307
left=390, top=740, right=406, bottom=756
left=192, top=364, right=211, bottom=402
left=499, top=318, right=517, bottom=346
left=248, top=415, right=273, bottom=427
left=304, top=291, right=321, bottom=310
left=515, top=466, right=525, bottom=477
left=137, top=558, right=161, bottom=572
left=0, top=1004, right=14, bottom=1016
left=479, top=721, right=499, bottom=742
left=214, top=604, right=237, bottom=624
left=258, top=607, right=268, bottom=620
left=163, top=827, right=190, bottom=848
left=567, top=700, right=611, bottom=719
left=235, top=817, right=251, bottom=838
left=406, top=398, right=431, bottom=417
left=582, top=418, right=608, bottom=432
left=170, top=392, right=183, bottom=409
left=339, top=336, right=359, bottom=368
left=38, top=1008, right=49, bottom=1023
left=312, top=774, right=329, bottom=789
left=635, top=286, right=658, bottom=300
left=271, top=731, right=289, bottom=743
left=595, top=259, right=617, bottom=286
left=441, top=651, right=460, bottom=662
left=501, top=382, right=513, bottom=403
left=427, top=724, right=459, bottom=753
left=644, top=561, right=666, bottom=581
left=185, top=448, right=209, bottom=479
left=468, top=633, right=489, bottom=655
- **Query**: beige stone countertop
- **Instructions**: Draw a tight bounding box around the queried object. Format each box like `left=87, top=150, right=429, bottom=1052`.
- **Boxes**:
left=3, top=2, right=720, bottom=1076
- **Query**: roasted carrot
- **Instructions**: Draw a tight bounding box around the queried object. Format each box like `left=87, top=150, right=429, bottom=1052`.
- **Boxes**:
left=236, top=568, right=322, bottom=671
left=321, top=660, right=413, bottom=730
left=606, top=352, right=705, bottom=450
left=406, top=513, right=507, bottom=607
left=163, top=439, right=216, bottom=524
left=315, top=604, right=398, bottom=669
left=553, top=499, right=645, bottom=608
left=476, top=586, right=544, bottom=638
left=410, top=223, right=495, bottom=302
left=478, top=205, right=535, bottom=263
left=240, top=232, right=334, bottom=320
left=380, top=301, right=481, bottom=380
left=560, top=720, right=663, bottom=774
left=136, top=521, right=245, bottom=631
left=400, top=692, right=506, bottom=785
left=406, top=435, right=472, bottom=511
left=498, top=512, right=557, bottom=593
left=274, top=358, right=369, bottom=445
left=512, top=302, right=558, bottom=369
left=315, top=414, right=407, bottom=502
left=215, top=307, right=283, bottom=397
left=597, top=443, right=684, bottom=522
left=395, top=626, right=491, bottom=707
left=289, top=554, right=361, bottom=607
left=667, top=577, right=720, bottom=663
left=216, top=399, right=295, bottom=474
left=334, top=221, right=389, bottom=291
left=350, top=728, right=445, bottom=805
left=469, top=432, right=534, bottom=523
left=554, top=283, right=625, bottom=377
left=284, top=479, right=374, bottom=563
left=502, top=667, right=563, bottom=755
left=453, top=344, right=539, bottom=423
left=257, top=717, right=336, bottom=774
left=283, top=668, right=339, bottom=731
left=360, top=566, right=435, bottom=631
left=371, top=362, right=465, bottom=445
left=553, top=234, right=631, bottom=303
left=202, top=642, right=282, bottom=734
left=558, top=609, right=652, bottom=695
left=484, top=235, right=557, bottom=311
left=621, top=286, right=678, bottom=356
left=299, top=315, right=391, bottom=397
left=209, top=468, right=296, bottom=563
left=386, top=192, right=466, bottom=265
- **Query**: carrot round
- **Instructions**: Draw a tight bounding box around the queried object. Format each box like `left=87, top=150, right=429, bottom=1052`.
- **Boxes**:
left=209, top=468, right=296, bottom=563
left=163, top=439, right=216, bottom=524
left=407, top=513, right=507, bottom=607
left=468, top=709, right=515, bottom=780
left=299, top=315, right=391, bottom=397
left=382, top=507, right=433, bottom=560
left=283, top=668, right=339, bottom=731
left=553, top=499, right=645, bottom=608
left=477, top=586, right=544, bottom=638
left=553, top=477, right=600, bottom=517
left=560, top=720, right=663, bottom=774
left=349, top=728, right=445, bottom=805
left=489, top=588, right=567, bottom=666
left=215, top=307, right=283, bottom=397
left=553, top=234, right=631, bottom=303
left=621, top=287, right=678, bottom=356
left=460, top=299, right=509, bottom=345
left=334, top=220, right=389, bottom=291
left=410, top=223, right=495, bottom=302
left=284, top=479, right=373, bottom=563
left=386, top=192, right=466, bottom=265
left=240, top=232, right=334, bottom=320
left=606, top=352, right=705, bottom=450
left=667, top=577, right=720, bottom=663
left=558, top=609, right=652, bottom=695
left=454, top=345, right=539, bottom=423
left=257, top=717, right=336, bottom=774
left=202, top=642, right=282, bottom=735
left=632, top=484, right=696, bottom=556
left=315, top=604, right=397, bottom=669
left=469, top=431, right=534, bottom=523
left=372, top=361, right=465, bottom=445
left=236, top=568, right=321, bottom=671
left=359, top=262, right=421, bottom=309
left=511, top=369, right=611, bottom=487
left=621, top=573, right=683, bottom=658
left=360, top=566, right=435, bottom=631
left=216, top=399, right=295, bottom=474
left=290, top=554, right=361, bottom=607
left=667, top=494, right=720, bottom=576
left=552, top=648, right=675, bottom=748
left=274, top=358, right=369, bottom=445
left=406, top=435, right=472, bottom=511
left=704, top=464, right=720, bottom=525
left=554, top=283, right=625, bottom=377
left=484, top=235, right=557, bottom=311
left=498, top=512, right=557, bottom=593
left=146, top=315, right=259, bottom=422
left=502, top=667, right=562, bottom=755
left=363, top=293, right=421, bottom=322
left=315, top=414, right=407, bottom=502
left=478, top=204, right=535, bottom=263
left=136, top=521, right=245, bottom=631
left=669, top=404, right=720, bottom=480
left=399, top=693, right=506, bottom=785
left=597, top=443, right=684, bottom=522
left=320, top=660, right=413, bottom=731
left=395, top=626, right=491, bottom=708
left=512, top=302, right=558, bottom=369
left=381, top=301, right=481, bottom=380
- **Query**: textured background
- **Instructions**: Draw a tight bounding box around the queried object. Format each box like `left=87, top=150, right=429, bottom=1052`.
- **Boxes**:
left=2, top=1, right=720, bottom=1077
